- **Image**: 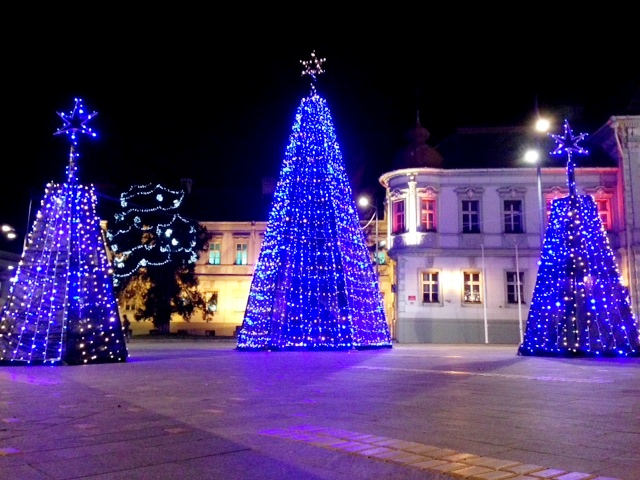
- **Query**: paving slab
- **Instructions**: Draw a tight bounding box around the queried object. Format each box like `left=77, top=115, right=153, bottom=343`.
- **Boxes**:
left=0, top=339, right=636, bottom=479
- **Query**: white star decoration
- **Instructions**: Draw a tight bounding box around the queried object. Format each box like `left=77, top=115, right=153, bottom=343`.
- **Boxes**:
left=301, top=51, right=326, bottom=80
left=549, top=119, right=588, bottom=158
left=54, top=97, right=98, bottom=145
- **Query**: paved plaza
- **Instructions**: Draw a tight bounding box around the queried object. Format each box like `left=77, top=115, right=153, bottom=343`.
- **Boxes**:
left=1, top=339, right=638, bottom=479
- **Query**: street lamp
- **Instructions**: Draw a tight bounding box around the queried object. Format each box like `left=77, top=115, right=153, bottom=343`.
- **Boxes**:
left=524, top=149, right=544, bottom=250
left=1, top=224, right=17, bottom=240
left=357, top=195, right=379, bottom=275
left=525, top=117, right=551, bottom=250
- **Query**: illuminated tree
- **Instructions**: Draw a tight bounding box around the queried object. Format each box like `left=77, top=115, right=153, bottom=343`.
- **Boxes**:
left=518, top=120, right=639, bottom=357
left=237, top=52, right=392, bottom=350
left=0, top=98, right=128, bottom=365
left=107, top=183, right=212, bottom=334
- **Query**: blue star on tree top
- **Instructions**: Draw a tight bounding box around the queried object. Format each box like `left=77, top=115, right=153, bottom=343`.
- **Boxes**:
left=549, top=119, right=588, bottom=158
left=54, top=97, right=98, bottom=146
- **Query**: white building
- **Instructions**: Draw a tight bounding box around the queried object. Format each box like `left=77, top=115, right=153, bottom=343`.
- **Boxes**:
left=382, top=115, right=639, bottom=344
left=114, top=114, right=639, bottom=342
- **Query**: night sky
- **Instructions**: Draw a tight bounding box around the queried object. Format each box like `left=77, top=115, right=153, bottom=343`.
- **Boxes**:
left=2, top=14, right=638, bottom=251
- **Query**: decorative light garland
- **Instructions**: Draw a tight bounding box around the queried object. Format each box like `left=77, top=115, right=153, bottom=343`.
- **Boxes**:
left=237, top=53, right=392, bottom=351
left=518, top=120, right=639, bottom=357
left=0, top=98, right=128, bottom=365
left=108, top=184, right=200, bottom=286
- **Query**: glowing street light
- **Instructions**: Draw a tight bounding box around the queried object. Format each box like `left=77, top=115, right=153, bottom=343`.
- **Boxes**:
left=1, top=224, right=17, bottom=240
left=535, top=117, right=550, bottom=133
left=357, top=195, right=379, bottom=275
left=525, top=116, right=551, bottom=250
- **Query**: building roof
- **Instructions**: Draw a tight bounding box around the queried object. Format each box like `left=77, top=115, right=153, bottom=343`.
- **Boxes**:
left=391, top=116, right=444, bottom=169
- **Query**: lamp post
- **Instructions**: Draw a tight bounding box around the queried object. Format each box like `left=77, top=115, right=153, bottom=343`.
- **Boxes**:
left=524, top=149, right=544, bottom=250
left=1, top=224, right=17, bottom=240
left=525, top=117, right=551, bottom=251
left=357, top=195, right=379, bottom=275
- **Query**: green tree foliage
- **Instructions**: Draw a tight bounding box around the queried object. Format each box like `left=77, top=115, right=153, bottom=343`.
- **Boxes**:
left=106, top=184, right=212, bottom=334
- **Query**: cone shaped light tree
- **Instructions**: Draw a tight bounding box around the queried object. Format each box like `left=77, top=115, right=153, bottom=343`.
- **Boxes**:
left=237, top=52, right=392, bottom=351
left=0, top=98, right=128, bottom=365
left=518, top=120, right=639, bottom=357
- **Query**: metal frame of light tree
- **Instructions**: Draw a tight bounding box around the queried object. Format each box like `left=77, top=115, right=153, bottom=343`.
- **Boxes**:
left=237, top=52, right=392, bottom=351
left=518, top=120, right=639, bottom=357
left=0, top=98, right=128, bottom=365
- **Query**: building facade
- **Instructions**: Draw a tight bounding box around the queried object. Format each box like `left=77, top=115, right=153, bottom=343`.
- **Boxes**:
left=112, top=217, right=392, bottom=338
left=182, top=219, right=395, bottom=338
left=114, top=115, right=638, bottom=342
left=382, top=115, right=640, bottom=344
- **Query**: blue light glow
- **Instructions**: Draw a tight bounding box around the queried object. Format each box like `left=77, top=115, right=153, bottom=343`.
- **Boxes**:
left=518, top=120, right=639, bottom=357
left=0, top=99, right=128, bottom=365
left=237, top=61, right=391, bottom=351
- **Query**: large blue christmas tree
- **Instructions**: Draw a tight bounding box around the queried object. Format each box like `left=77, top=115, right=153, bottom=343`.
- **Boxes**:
left=518, top=120, right=639, bottom=357
left=0, top=98, right=128, bottom=365
left=237, top=52, right=392, bottom=351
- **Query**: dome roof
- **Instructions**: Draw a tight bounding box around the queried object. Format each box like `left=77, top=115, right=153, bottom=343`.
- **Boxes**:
left=392, top=113, right=444, bottom=169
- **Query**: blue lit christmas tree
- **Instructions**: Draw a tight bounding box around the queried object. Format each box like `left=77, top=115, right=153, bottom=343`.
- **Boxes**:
left=0, top=98, right=128, bottom=365
left=518, top=120, right=639, bottom=357
left=237, top=52, right=392, bottom=350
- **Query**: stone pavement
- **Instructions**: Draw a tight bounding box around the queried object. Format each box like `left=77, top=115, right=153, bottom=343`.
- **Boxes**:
left=1, top=338, right=637, bottom=480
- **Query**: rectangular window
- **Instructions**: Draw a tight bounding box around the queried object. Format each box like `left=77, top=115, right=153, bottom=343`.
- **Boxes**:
left=506, top=271, right=525, bottom=304
left=503, top=200, right=523, bottom=233
left=421, top=271, right=439, bottom=303
left=392, top=200, right=405, bottom=234
left=235, top=241, right=248, bottom=265
left=420, top=198, right=437, bottom=231
left=463, top=271, right=482, bottom=303
left=595, top=199, right=611, bottom=231
left=208, top=241, right=221, bottom=265
left=545, top=198, right=553, bottom=222
left=461, top=200, right=480, bottom=233
left=375, top=250, right=386, bottom=266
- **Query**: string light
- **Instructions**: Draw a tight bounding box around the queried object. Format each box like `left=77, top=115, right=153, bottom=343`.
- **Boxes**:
left=237, top=54, right=392, bottom=351
left=54, top=97, right=98, bottom=147
left=108, top=184, right=199, bottom=285
left=518, top=120, right=639, bottom=357
left=301, top=50, right=326, bottom=94
left=0, top=98, right=128, bottom=365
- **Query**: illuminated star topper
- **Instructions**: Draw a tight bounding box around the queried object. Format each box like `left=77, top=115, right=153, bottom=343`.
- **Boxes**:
left=301, top=50, right=326, bottom=82
left=54, top=97, right=98, bottom=146
left=549, top=119, right=588, bottom=158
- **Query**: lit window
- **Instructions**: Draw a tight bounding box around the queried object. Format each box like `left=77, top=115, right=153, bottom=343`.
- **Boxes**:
left=545, top=198, right=553, bottom=222
left=235, top=242, right=248, bottom=265
left=463, top=271, right=482, bottom=303
left=392, top=200, right=405, bottom=234
left=420, top=198, right=437, bottom=231
left=506, top=271, right=525, bottom=304
left=546, top=195, right=564, bottom=222
left=461, top=200, right=480, bottom=233
left=421, top=271, right=440, bottom=303
left=208, top=241, right=221, bottom=265
left=375, top=250, right=386, bottom=266
left=595, top=199, right=611, bottom=231
left=503, top=200, right=523, bottom=233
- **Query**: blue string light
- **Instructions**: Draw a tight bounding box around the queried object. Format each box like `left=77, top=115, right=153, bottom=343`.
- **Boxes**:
left=237, top=54, right=392, bottom=351
left=0, top=98, right=128, bottom=365
left=518, top=120, right=639, bottom=357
